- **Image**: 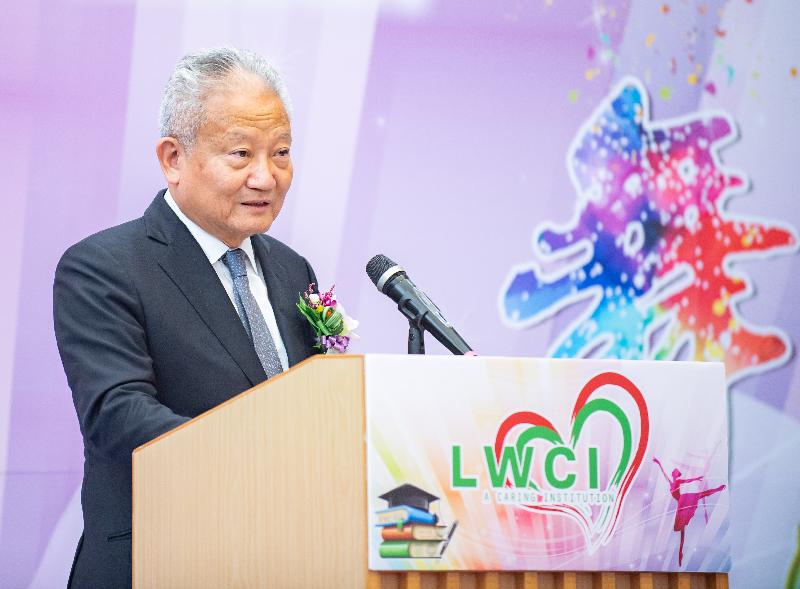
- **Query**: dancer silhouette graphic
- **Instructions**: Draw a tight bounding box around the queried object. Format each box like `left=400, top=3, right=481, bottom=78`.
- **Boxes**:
left=654, top=457, right=725, bottom=566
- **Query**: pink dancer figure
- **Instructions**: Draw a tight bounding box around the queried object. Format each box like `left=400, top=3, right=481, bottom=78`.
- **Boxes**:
left=653, top=457, right=726, bottom=566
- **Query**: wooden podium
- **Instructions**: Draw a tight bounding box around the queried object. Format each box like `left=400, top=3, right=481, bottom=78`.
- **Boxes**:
left=132, top=355, right=728, bottom=589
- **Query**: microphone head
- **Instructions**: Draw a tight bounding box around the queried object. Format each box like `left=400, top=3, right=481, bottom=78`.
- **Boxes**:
left=366, top=254, right=396, bottom=285
left=366, top=254, right=405, bottom=292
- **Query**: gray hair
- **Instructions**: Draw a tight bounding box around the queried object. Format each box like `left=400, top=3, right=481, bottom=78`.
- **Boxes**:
left=159, top=46, right=291, bottom=149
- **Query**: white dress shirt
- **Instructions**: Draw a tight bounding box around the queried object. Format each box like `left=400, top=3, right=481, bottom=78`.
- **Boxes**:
left=164, top=190, right=289, bottom=371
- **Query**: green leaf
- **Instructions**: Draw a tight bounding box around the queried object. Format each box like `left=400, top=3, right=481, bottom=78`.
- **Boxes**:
left=296, top=301, right=325, bottom=333
left=323, top=309, right=344, bottom=335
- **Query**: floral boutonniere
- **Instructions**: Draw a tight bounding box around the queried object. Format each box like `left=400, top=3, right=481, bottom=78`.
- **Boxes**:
left=296, top=283, right=359, bottom=354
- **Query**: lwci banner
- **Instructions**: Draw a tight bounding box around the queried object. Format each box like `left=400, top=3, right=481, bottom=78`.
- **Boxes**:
left=364, top=355, right=729, bottom=572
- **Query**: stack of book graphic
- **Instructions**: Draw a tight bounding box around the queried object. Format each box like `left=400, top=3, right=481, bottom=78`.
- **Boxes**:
left=375, top=484, right=457, bottom=559
left=377, top=520, right=457, bottom=558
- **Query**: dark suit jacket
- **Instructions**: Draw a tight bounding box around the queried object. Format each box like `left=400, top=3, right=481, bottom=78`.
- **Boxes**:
left=54, top=190, right=319, bottom=588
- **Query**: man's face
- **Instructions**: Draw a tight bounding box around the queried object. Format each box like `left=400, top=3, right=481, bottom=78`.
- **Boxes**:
left=171, top=74, right=293, bottom=247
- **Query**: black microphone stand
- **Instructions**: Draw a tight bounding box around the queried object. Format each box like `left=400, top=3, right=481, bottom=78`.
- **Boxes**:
left=408, top=319, right=426, bottom=354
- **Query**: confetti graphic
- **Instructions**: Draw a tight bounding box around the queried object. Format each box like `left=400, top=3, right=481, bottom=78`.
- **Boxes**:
left=501, top=77, right=798, bottom=384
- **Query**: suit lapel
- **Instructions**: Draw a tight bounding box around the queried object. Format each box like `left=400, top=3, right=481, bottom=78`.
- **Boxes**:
left=251, top=236, right=306, bottom=367
left=145, top=194, right=267, bottom=386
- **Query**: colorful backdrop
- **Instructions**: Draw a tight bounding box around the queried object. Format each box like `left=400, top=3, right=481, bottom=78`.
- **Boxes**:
left=1, top=0, right=798, bottom=586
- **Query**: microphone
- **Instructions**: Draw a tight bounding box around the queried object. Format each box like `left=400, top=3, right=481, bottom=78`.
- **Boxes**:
left=366, top=254, right=473, bottom=355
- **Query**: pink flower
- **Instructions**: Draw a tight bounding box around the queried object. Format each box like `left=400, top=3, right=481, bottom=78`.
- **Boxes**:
left=320, top=284, right=337, bottom=308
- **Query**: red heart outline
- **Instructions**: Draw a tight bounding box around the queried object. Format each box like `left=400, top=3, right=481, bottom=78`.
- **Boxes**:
left=493, top=371, right=650, bottom=549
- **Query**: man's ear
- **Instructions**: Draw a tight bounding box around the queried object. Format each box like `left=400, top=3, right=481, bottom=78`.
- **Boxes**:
left=156, top=137, right=184, bottom=185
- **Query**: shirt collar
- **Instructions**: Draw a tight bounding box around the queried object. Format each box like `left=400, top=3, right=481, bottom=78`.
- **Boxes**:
left=164, top=189, right=257, bottom=266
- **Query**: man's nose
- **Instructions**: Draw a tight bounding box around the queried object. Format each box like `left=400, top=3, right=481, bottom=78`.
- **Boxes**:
left=247, top=156, right=278, bottom=191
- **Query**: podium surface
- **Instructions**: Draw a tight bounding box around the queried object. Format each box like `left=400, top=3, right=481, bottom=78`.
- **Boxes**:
left=133, top=355, right=729, bottom=588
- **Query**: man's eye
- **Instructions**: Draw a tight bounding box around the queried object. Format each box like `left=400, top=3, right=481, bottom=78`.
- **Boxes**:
left=275, top=148, right=290, bottom=158
left=232, top=150, right=249, bottom=158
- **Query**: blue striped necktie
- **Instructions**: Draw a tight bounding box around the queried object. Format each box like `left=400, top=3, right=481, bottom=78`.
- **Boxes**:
left=222, top=248, right=284, bottom=378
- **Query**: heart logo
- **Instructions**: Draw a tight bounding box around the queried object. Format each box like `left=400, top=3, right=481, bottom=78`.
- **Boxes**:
left=493, top=372, right=649, bottom=551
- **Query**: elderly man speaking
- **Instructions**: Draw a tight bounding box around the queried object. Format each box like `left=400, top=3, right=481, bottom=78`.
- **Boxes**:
left=54, top=48, right=319, bottom=588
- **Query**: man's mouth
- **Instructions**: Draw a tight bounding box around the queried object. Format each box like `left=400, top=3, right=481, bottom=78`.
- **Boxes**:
left=242, top=201, right=270, bottom=208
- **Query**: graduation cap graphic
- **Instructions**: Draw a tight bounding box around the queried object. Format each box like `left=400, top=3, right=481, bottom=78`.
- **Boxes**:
left=375, top=483, right=458, bottom=559
left=379, top=483, right=439, bottom=513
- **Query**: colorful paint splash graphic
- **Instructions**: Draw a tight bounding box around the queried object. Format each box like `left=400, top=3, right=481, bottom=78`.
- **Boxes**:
left=501, top=77, right=797, bottom=383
